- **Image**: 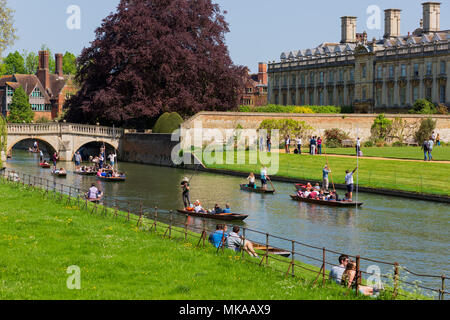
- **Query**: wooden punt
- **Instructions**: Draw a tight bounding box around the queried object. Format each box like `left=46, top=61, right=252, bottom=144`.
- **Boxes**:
left=96, top=175, right=126, bottom=182
left=240, top=184, right=275, bottom=194
left=51, top=171, right=67, bottom=178
left=176, top=209, right=248, bottom=221
left=39, top=163, right=51, bottom=168
left=252, top=243, right=291, bottom=257
left=74, top=170, right=97, bottom=176
left=290, top=195, right=363, bottom=207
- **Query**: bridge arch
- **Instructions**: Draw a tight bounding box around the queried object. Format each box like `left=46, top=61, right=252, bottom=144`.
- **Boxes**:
left=7, top=137, right=58, bottom=156
left=72, top=140, right=119, bottom=161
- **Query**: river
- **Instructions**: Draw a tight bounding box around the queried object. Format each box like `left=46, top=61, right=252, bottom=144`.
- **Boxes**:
left=4, top=150, right=449, bottom=298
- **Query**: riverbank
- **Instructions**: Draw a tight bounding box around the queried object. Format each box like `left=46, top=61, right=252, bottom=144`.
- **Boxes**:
left=197, top=151, right=450, bottom=201
left=0, top=181, right=373, bottom=300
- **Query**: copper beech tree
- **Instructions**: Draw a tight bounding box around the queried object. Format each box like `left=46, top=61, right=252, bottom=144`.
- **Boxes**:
left=65, top=0, right=247, bottom=126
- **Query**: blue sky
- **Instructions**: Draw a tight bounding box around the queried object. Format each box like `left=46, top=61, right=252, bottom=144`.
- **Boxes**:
left=4, top=0, right=448, bottom=73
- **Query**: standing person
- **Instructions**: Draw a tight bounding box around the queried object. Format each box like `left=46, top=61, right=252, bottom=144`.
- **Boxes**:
left=98, top=153, right=104, bottom=168
left=181, top=177, right=191, bottom=209
left=74, top=152, right=82, bottom=170
left=436, top=133, right=440, bottom=147
left=431, top=131, right=436, bottom=144
left=108, top=153, right=116, bottom=167
left=295, top=136, right=302, bottom=155
left=345, top=167, right=358, bottom=201
left=329, top=255, right=349, bottom=284
left=422, top=139, right=429, bottom=161
left=427, top=136, right=434, bottom=161
left=33, top=141, right=38, bottom=152
left=260, top=166, right=268, bottom=190
left=266, top=135, right=271, bottom=152
left=322, top=165, right=332, bottom=191
left=39, top=150, right=44, bottom=163
left=317, top=137, right=322, bottom=155
left=285, top=135, right=291, bottom=154
left=87, top=183, right=101, bottom=200
left=259, top=136, right=264, bottom=151
left=356, top=137, right=361, bottom=155
left=311, top=136, right=317, bottom=155
left=51, top=152, right=59, bottom=171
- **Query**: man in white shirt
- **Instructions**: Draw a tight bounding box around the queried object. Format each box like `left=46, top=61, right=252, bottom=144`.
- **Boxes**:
left=88, top=184, right=100, bottom=199
left=329, top=255, right=349, bottom=284
left=295, top=137, right=302, bottom=154
left=345, top=167, right=358, bottom=201
left=260, top=166, right=268, bottom=190
left=427, top=137, right=434, bottom=161
left=108, top=153, right=116, bottom=167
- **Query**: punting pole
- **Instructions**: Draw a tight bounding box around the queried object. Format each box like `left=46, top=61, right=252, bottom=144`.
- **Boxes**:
left=356, top=126, right=359, bottom=213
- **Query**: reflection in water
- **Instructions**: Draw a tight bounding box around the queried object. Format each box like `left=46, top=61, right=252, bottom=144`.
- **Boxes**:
left=4, top=150, right=449, bottom=294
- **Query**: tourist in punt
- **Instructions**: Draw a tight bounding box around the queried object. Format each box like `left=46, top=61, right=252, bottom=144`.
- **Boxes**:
left=303, top=188, right=311, bottom=199
left=309, top=189, right=318, bottom=199
left=314, top=183, right=321, bottom=191
left=51, top=152, right=59, bottom=171
left=318, top=190, right=326, bottom=200
left=260, top=166, right=268, bottom=190
left=87, top=183, right=101, bottom=200
left=98, top=154, right=104, bottom=168
left=209, top=224, right=228, bottom=249
left=295, top=136, right=302, bottom=155
left=226, top=226, right=259, bottom=258
left=39, top=150, right=44, bottom=162
left=343, top=193, right=352, bottom=202
left=247, top=172, right=256, bottom=188
left=193, top=200, right=206, bottom=214
left=212, top=204, right=222, bottom=214
left=222, top=204, right=231, bottom=213
left=266, top=135, right=271, bottom=152
left=341, top=260, right=383, bottom=297
left=285, top=135, right=291, bottom=154
left=345, top=167, right=357, bottom=201
left=58, top=168, right=66, bottom=175
left=317, top=137, right=322, bottom=155
left=108, top=153, right=116, bottom=167
left=74, top=152, right=82, bottom=170
left=322, top=165, right=331, bottom=191
left=181, top=177, right=190, bottom=209
left=329, top=254, right=349, bottom=284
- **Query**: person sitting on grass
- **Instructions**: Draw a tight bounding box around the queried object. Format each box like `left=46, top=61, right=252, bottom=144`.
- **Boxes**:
left=329, top=254, right=349, bottom=284
left=341, top=260, right=383, bottom=297
left=226, top=226, right=259, bottom=258
left=209, top=224, right=228, bottom=248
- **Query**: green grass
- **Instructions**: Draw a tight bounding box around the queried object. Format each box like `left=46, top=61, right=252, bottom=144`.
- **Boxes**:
left=323, top=146, right=450, bottom=161
left=0, top=181, right=375, bottom=300
left=199, top=150, right=450, bottom=197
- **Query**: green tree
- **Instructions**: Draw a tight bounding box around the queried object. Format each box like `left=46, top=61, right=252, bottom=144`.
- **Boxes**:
left=0, top=0, right=18, bottom=56
left=62, top=52, right=77, bottom=75
left=3, top=51, right=26, bottom=74
left=7, top=86, right=34, bottom=123
left=0, top=115, right=7, bottom=167
left=23, top=50, right=39, bottom=74
left=0, top=62, right=6, bottom=75
left=370, top=114, right=393, bottom=141
left=152, top=112, right=184, bottom=134
left=409, top=99, right=436, bottom=114
left=40, top=44, right=55, bottom=73
left=415, top=118, right=436, bottom=145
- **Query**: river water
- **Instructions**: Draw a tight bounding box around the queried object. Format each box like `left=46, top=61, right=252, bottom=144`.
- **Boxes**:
left=4, top=150, right=449, bottom=297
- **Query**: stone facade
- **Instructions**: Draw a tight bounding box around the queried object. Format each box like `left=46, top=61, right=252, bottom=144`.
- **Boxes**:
left=268, top=2, right=449, bottom=112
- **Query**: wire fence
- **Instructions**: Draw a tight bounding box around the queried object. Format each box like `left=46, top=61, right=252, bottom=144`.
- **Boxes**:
left=1, top=168, right=447, bottom=300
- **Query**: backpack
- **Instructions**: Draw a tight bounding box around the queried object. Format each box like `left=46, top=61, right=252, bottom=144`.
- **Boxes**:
left=422, top=141, right=429, bottom=151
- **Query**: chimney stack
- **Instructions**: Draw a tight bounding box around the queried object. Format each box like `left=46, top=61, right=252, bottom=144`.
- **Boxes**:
left=422, top=2, right=440, bottom=33
left=341, top=16, right=357, bottom=44
left=55, top=54, right=63, bottom=77
left=384, top=9, right=402, bottom=39
left=258, top=62, right=267, bottom=85
left=37, top=51, right=50, bottom=90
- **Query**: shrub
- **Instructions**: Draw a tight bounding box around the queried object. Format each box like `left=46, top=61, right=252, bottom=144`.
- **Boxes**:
left=239, top=104, right=342, bottom=114
left=292, top=106, right=313, bottom=113
left=392, top=141, right=405, bottom=147
left=363, top=140, right=374, bottom=148
left=259, top=119, right=313, bottom=140
left=340, top=105, right=354, bottom=114
left=152, top=112, right=184, bottom=133
left=324, top=128, right=350, bottom=148
left=409, top=99, right=436, bottom=114
left=414, top=118, right=436, bottom=144
left=436, top=104, right=448, bottom=115
left=370, top=114, right=393, bottom=141
left=35, top=117, right=51, bottom=123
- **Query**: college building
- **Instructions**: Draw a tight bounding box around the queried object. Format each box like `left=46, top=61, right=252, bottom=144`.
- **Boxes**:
left=268, top=2, right=449, bottom=112
left=240, top=62, right=268, bottom=107
left=0, top=51, right=77, bottom=120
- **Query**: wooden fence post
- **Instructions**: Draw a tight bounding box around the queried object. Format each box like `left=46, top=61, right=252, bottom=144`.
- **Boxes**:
left=242, top=227, right=246, bottom=259
left=355, top=255, right=360, bottom=295
left=138, top=201, right=143, bottom=227
left=393, top=262, right=399, bottom=299
left=291, top=241, right=295, bottom=277
left=184, top=215, right=188, bottom=241
left=265, top=233, right=269, bottom=266
left=441, top=275, right=445, bottom=300
left=322, top=248, right=326, bottom=285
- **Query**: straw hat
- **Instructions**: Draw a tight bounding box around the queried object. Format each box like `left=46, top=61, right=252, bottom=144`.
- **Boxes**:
left=183, top=177, right=189, bottom=182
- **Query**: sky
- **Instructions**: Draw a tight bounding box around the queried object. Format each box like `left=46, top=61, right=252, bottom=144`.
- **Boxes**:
left=3, top=0, right=448, bottom=73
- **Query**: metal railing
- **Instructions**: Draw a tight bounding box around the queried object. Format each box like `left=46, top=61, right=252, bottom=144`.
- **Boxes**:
left=1, top=169, right=447, bottom=300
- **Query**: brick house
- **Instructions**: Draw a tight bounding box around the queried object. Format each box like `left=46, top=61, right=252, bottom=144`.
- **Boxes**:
left=0, top=51, right=77, bottom=121
left=240, top=62, right=268, bottom=107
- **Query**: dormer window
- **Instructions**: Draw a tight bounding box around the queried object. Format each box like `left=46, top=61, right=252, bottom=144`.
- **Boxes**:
left=31, top=87, right=44, bottom=98
left=6, top=86, right=14, bottom=97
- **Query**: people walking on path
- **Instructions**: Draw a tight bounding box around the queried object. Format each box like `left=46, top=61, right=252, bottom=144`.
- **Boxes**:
left=422, top=139, right=429, bottom=161
left=266, top=135, right=271, bottom=152
left=323, top=165, right=331, bottom=191
left=431, top=131, right=436, bottom=144
left=295, top=136, right=302, bottom=155
left=427, top=136, right=434, bottom=161
left=356, top=137, right=361, bottom=156
left=317, top=137, right=322, bottom=155
left=310, top=136, right=317, bottom=155
left=344, top=167, right=358, bottom=201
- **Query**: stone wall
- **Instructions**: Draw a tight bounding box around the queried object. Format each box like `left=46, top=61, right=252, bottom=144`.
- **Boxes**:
left=181, top=112, right=450, bottom=144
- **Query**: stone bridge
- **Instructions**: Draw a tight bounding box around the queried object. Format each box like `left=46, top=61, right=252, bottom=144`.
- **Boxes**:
left=6, top=123, right=124, bottom=161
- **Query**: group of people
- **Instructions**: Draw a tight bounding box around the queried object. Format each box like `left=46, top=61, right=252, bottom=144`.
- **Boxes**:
left=422, top=131, right=440, bottom=161
left=208, top=224, right=259, bottom=258
left=282, top=135, right=324, bottom=155
left=330, top=254, right=384, bottom=297
left=245, top=166, right=271, bottom=190
left=185, top=200, right=232, bottom=215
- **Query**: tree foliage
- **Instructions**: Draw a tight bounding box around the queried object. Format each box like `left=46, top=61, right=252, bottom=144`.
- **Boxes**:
left=0, top=0, right=17, bottom=56
left=7, top=86, right=34, bottom=123
left=152, top=112, right=184, bottom=133
left=370, top=114, right=393, bottom=141
left=64, top=0, right=247, bottom=126
left=409, top=99, right=436, bottom=114
left=23, top=50, right=39, bottom=74
left=414, top=118, right=436, bottom=145
left=3, top=51, right=26, bottom=74
left=62, top=52, right=77, bottom=75
left=324, top=128, right=351, bottom=148
left=259, top=119, right=313, bottom=141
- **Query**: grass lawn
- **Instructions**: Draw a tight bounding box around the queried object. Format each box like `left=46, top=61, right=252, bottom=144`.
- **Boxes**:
left=321, top=146, right=450, bottom=161
left=0, top=181, right=375, bottom=300
left=199, top=150, right=450, bottom=196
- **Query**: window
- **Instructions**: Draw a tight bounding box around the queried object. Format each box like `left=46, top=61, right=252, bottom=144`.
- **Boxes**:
left=291, top=74, right=296, bottom=86
left=362, top=64, right=367, bottom=78
left=413, top=63, right=419, bottom=77
left=300, top=92, right=305, bottom=105
left=329, top=71, right=334, bottom=82
left=426, top=62, right=432, bottom=75
left=319, top=72, right=324, bottom=84
left=283, top=75, right=287, bottom=86
left=362, top=87, right=367, bottom=100
left=377, top=66, right=382, bottom=78
left=413, top=86, right=419, bottom=102
left=319, top=91, right=324, bottom=105
left=349, top=69, right=354, bottom=82
left=282, top=94, right=287, bottom=105
left=328, top=89, right=334, bottom=105
left=389, top=66, right=395, bottom=78
left=245, top=87, right=253, bottom=94
left=388, top=87, right=394, bottom=106
left=425, top=86, right=432, bottom=100
left=376, top=88, right=382, bottom=106
left=401, top=65, right=407, bottom=77
left=6, top=86, right=14, bottom=97
left=31, top=87, right=43, bottom=98
left=301, top=73, right=305, bottom=86
left=339, top=70, right=344, bottom=82
left=400, top=87, right=406, bottom=105
left=309, top=91, right=314, bottom=104
left=439, top=85, right=445, bottom=103
left=349, top=89, right=354, bottom=104
left=309, top=72, right=315, bottom=84
left=338, top=90, right=343, bottom=106
left=31, top=104, right=51, bottom=112
left=291, top=93, right=296, bottom=105
left=274, top=95, right=279, bottom=105
left=441, top=61, right=447, bottom=74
